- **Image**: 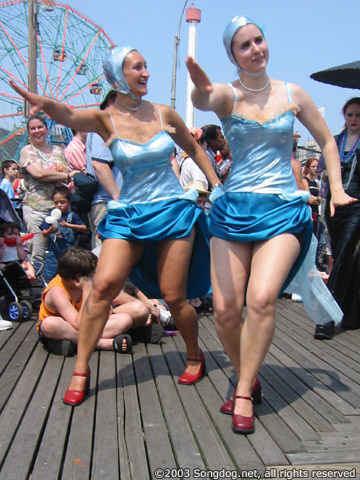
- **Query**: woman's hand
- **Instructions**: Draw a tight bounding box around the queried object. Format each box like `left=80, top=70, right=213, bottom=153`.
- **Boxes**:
left=185, top=56, right=233, bottom=117
left=9, top=79, right=45, bottom=116
left=330, top=189, right=358, bottom=216
left=185, top=56, right=213, bottom=94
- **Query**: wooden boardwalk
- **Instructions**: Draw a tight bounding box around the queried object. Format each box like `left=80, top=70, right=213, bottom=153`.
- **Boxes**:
left=1, top=299, right=360, bottom=480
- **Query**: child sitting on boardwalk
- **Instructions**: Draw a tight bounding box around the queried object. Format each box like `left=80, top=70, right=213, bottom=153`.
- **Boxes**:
left=38, top=247, right=154, bottom=356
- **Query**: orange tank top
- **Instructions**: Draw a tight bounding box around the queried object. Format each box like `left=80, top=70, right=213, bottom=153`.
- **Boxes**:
left=37, top=274, right=82, bottom=332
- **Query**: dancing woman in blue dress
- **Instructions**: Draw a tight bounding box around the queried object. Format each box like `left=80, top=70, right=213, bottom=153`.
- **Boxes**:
left=186, top=16, right=357, bottom=434
left=11, top=47, right=219, bottom=406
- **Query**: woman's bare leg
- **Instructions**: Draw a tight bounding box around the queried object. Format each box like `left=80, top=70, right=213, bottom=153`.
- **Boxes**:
left=157, top=230, right=202, bottom=375
left=210, top=237, right=251, bottom=380
left=68, top=238, right=144, bottom=391
left=235, top=233, right=300, bottom=417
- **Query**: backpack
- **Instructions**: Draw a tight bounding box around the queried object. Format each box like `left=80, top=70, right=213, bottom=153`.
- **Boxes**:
left=70, top=172, right=98, bottom=214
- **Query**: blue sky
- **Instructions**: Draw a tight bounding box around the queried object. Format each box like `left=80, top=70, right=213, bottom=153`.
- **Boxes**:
left=70, top=0, right=359, bottom=145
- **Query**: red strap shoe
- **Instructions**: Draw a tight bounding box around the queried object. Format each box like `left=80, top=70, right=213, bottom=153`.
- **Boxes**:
left=220, top=377, right=262, bottom=415
left=178, top=350, right=206, bottom=385
left=232, top=395, right=255, bottom=434
left=63, top=371, right=90, bottom=406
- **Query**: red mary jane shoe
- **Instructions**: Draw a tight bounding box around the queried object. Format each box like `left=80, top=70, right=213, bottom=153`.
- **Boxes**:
left=220, top=377, right=262, bottom=415
left=178, top=350, right=206, bottom=385
left=232, top=395, right=255, bottom=434
left=63, top=370, right=90, bottom=406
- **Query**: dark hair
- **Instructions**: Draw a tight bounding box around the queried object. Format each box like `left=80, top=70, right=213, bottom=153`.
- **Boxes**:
left=100, top=90, right=117, bottom=110
left=57, top=247, right=97, bottom=280
left=201, top=124, right=221, bottom=142
left=0, top=221, right=21, bottom=236
left=220, top=140, right=231, bottom=160
left=342, top=97, right=360, bottom=115
left=26, top=115, right=48, bottom=131
left=303, top=157, right=318, bottom=176
left=53, top=185, right=71, bottom=200
left=1, top=160, right=17, bottom=175
left=292, top=138, right=298, bottom=154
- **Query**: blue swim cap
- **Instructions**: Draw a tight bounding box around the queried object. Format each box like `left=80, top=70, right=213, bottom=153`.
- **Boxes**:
left=103, top=46, right=140, bottom=99
left=223, top=16, right=265, bottom=74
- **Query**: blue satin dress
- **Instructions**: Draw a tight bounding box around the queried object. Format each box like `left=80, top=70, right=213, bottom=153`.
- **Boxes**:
left=97, top=119, right=210, bottom=299
left=209, top=83, right=342, bottom=325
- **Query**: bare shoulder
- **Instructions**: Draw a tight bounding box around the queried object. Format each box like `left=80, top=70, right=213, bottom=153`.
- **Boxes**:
left=157, top=103, right=182, bottom=124
left=46, top=285, right=70, bottom=307
left=211, top=82, right=234, bottom=117
left=288, top=82, right=312, bottom=104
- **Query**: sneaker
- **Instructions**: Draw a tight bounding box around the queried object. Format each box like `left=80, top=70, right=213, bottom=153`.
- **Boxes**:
left=0, top=318, right=13, bottom=331
left=40, top=337, right=77, bottom=356
left=314, top=321, right=335, bottom=340
left=291, top=293, right=303, bottom=303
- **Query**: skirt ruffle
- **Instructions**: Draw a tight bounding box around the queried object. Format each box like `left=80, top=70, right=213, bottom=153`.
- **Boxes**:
left=98, top=198, right=211, bottom=299
left=209, top=192, right=313, bottom=289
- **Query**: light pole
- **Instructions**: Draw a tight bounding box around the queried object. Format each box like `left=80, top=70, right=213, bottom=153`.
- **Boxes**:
left=170, top=0, right=189, bottom=110
left=185, top=6, right=201, bottom=127
left=26, top=0, right=38, bottom=118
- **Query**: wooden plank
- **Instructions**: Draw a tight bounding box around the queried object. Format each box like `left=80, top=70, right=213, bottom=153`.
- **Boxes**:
left=271, top=329, right=360, bottom=411
left=254, top=396, right=303, bottom=453
left=1, top=300, right=360, bottom=477
left=91, top=350, right=120, bottom=479
left=0, top=318, right=21, bottom=349
left=0, top=351, right=63, bottom=479
left=170, top=334, right=265, bottom=473
left=30, top=359, right=74, bottom=480
left=116, top=348, right=145, bottom=480
left=0, top=319, right=36, bottom=376
left=132, top=343, right=178, bottom=476
left=61, top=354, right=99, bottom=480
left=276, top=305, right=360, bottom=376
left=287, top=450, right=360, bottom=465
left=147, top=342, right=206, bottom=470
left=302, top=433, right=360, bottom=451
left=154, top=340, right=236, bottom=471
left=270, top=336, right=351, bottom=423
left=0, top=342, right=48, bottom=469
left=261, top=351, right=336, bottom=432
left=0, top=323, right=40, bottom=412
left=259, top=368, right=321, bottom=442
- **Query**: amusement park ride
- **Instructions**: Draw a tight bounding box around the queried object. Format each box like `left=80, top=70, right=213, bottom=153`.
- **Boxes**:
left=0, top=0, right=115, bottom=160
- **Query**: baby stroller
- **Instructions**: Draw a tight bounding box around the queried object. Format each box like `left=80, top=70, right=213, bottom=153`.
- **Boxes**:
left=0, top=190, right=46, bottom=321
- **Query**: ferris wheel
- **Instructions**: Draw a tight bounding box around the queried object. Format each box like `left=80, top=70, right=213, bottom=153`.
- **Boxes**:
left=0, top=0, right=115, bottom=160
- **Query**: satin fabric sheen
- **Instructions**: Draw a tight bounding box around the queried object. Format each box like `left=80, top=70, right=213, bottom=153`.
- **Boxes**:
left=97, top=131, right=210, bottom=299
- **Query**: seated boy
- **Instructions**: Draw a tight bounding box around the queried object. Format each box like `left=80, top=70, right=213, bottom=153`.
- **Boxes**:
left=37, top=247, right=155, bottom=356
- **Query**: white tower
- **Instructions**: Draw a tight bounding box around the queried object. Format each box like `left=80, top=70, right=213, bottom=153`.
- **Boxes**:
left=185, top=6, right=201, bottom=128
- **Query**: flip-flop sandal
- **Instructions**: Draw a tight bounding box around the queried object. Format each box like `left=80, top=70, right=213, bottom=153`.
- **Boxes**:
left=128, top=324, right=164, bottom=344
left=113, top=334, right=132, bottom=354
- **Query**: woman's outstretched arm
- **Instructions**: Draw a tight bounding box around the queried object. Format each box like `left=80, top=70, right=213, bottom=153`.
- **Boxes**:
left=185, top=56, right=233, bottom=118
left=9, top=79, right=106, bottom=138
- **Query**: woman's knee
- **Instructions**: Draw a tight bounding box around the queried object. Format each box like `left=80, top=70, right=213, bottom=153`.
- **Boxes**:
left=92, top=276, right=121, bottom=303
left=214, top=298, right=243, bottom=329
left=161, top=290, right=186, bottom=312
left=246, top=290, right=276, bottom=318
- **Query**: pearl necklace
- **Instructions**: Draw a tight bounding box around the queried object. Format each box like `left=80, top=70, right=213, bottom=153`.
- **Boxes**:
left=239, top=76, right=270, bottom=93
left=117, top=99, right=143, bottom=112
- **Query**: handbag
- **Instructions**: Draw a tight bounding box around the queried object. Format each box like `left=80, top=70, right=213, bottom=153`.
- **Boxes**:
left=70, top=172, right=98, bottom=214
